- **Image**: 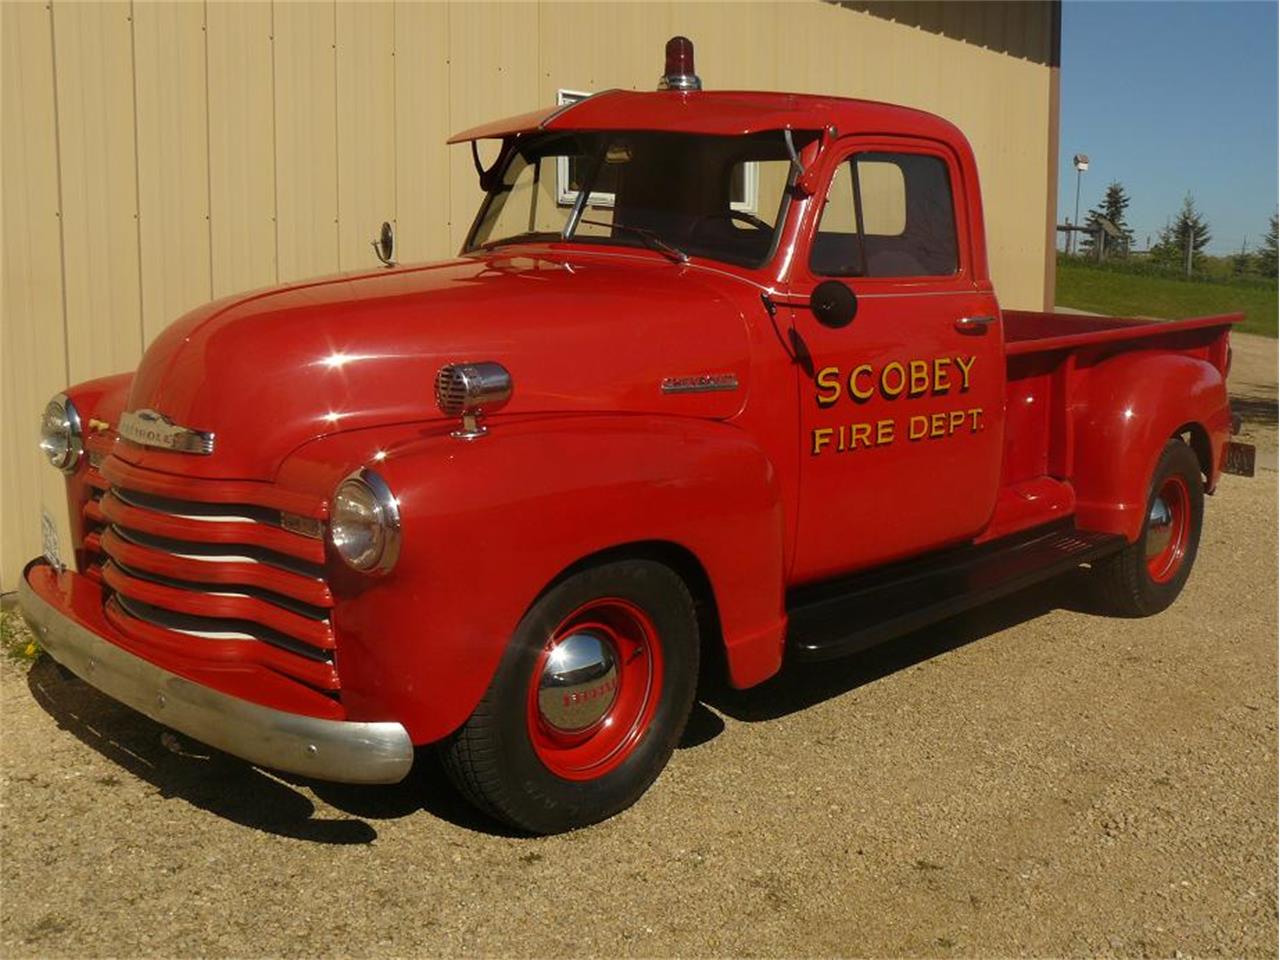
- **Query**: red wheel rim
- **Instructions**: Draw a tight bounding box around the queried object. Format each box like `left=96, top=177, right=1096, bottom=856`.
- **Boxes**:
left=526, top=598, right=664, bottom=781
left=1145, top=474, right=1191, bottom=583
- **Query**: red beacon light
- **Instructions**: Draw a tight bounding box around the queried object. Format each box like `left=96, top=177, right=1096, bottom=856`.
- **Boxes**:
left=658, top=36, right=701, bottom=92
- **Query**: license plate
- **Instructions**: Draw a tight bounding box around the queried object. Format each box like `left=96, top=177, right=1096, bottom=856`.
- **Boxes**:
left=41, top=510, right=64, bottom=570
left=1224, top=441, right=1256, bottom=477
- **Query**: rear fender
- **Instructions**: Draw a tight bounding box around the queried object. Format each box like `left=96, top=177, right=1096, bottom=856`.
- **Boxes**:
left=1072, top=352, right=1230, bottom=541
left=330, top=415, right=787, bottom=744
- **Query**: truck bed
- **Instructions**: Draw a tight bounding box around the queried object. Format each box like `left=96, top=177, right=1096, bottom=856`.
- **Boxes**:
left=985, top=310, right=1240, bottom=543
left=1003, top=309, right=1241, bottom=356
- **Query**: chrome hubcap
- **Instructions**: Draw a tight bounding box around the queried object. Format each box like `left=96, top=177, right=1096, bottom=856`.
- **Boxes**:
left=1145, top=494, right=1174, bottom=560
left=536, top=631, right=619, bottom=733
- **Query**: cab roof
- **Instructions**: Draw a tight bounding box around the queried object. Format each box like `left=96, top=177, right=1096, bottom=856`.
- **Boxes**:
left=446, top=89, right=964, bottom=146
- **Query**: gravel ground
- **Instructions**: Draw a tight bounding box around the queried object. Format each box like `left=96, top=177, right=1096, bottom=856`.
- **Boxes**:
left=1228, top=333, right=1278, bottom=466
left=2, top=351, right=1276, bottom=958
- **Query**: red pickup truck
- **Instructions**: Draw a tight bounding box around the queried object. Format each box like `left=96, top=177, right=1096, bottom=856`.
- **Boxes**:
left=21, top=40, right=1253, bottom=833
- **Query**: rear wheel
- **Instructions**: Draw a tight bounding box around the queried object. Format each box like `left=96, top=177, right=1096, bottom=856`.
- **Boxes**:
left=442, top=559, right=699, bottom=834
left=1093, top=440, right=1204, bottom=616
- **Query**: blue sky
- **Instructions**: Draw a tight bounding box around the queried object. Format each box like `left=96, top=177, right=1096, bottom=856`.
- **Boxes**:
left=1057, top=0, right=1278, bottom=255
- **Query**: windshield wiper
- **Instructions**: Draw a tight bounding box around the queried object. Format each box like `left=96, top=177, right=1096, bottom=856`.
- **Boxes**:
left=577, top=219, right=689, bottom=264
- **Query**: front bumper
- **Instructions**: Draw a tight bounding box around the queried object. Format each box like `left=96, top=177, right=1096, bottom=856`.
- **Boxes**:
left=19, top=561, right=414, bottom=784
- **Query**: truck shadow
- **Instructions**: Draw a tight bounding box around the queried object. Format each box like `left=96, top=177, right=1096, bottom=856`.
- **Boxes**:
left=701, top=571, right=1098, bottom=724
left=24, top=573, right=1098, bottom=841
left=24, top=659, right=513, bottom=842
left=1230, top=392, right=1279, bottom=426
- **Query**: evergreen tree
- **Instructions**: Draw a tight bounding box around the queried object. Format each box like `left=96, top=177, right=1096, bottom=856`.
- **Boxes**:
left=1151, top=194, right=1211, bottom=272
left=1082, top=181, right=1135, bottom=256
left=1230, top=241, right=1253, bottom=277
left=1259, top=212, right=1278, bottom=278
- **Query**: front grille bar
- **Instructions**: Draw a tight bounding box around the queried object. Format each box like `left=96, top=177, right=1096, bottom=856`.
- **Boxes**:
left=113, top=486, right=281, bottom=526
left=109, top=524, right=324, bottom=578
left=111, top=559, right=330, bottom=621
left=114, top=595, right=333, bottom=663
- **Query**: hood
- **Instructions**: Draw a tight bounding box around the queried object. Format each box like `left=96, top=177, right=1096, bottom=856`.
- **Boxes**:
left=117, top=251, right=755, bottom=481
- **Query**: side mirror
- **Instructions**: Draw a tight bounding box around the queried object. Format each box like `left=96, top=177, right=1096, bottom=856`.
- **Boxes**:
left=810, top=280, right=857, bottom=328
left=372, top=221, right=396, bottom=267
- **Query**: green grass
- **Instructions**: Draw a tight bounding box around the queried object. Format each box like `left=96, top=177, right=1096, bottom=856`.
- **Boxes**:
left=1056, top=259, right=1278, bottom=338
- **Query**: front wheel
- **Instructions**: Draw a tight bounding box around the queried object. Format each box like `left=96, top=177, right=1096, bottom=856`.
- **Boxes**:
left=1093, top=439, right=1204, bottom=616
left=442, top=559, right=699, bottom=834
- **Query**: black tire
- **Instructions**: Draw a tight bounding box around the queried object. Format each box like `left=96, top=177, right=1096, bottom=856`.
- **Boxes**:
left=441, top=559, right=699, bottom=834
left=1093, top=439, right=1203, bottom=617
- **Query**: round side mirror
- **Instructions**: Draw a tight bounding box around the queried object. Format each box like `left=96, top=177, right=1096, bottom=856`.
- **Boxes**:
left=372, top=221, right=396, bottom=267
left=810, top=280, right=857, bottom=328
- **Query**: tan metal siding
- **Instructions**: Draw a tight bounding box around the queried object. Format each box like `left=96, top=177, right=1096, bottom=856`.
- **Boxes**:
left=2, top=1, right=73, bottom=586
left=133, top=0, right=211, bottom=343
left=393, top=1, right=450, bottom=263
left=206, top=1, right=277, bottom=296
left=273, top=1, right=339, bottom=281
left=1, top=1, right=1055, bottom=590
left=336, top=1, right=395, bottom=268
left=51, top=0, right=142, bottom=382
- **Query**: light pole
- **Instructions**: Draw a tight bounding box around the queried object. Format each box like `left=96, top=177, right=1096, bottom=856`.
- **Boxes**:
left=1072, top=153, right=1089, bottom=256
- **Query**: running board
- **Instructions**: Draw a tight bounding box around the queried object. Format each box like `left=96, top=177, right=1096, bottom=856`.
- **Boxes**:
left=786, top=523, right=1125, bottom=661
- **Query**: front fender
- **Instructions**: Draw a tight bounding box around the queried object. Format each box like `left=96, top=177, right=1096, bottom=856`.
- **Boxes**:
left=61, top=373, right=135, bottom=553
left=1072, top=352, right=1230, bottom=541
left=318, top=414, right=787, bottom=744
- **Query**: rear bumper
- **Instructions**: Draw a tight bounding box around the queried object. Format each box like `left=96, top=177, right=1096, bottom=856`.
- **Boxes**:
left=18, top=560, right=413, bottom=784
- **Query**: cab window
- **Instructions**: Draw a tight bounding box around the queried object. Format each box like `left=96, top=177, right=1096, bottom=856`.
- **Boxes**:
left=810, top=151, right=958, bottom=278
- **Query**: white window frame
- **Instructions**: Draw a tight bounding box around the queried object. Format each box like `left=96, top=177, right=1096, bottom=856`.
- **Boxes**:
left=556, top=90, right=613, bottom=207
left=731, top=161, right=760, bottom=214
left=554, top=88, right=759, bottom=212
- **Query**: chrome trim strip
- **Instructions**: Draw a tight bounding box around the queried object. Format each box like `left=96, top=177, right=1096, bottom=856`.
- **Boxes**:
left=168, top=512, right=256, bottom=524
left=170, top=550, right=261, bottom=564
left=660, top=373, right=740, bottom=394
left=18, top=563, right=414, bottom=785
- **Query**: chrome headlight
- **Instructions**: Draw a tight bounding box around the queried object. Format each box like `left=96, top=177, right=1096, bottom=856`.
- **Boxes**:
left=39, top=393, right=83, bottom=473
left=329, top=469, right=401, bottom=573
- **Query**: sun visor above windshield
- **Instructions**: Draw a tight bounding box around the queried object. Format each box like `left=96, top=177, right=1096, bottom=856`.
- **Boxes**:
left=446, top=92, right=619, bottom=143
left=446, top=106, right=565, bottom=144
left=447, top=89, right=966, bottom=152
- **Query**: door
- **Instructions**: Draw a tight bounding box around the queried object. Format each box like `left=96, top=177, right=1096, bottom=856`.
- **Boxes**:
left=790, top=138, right=1005, bottom=583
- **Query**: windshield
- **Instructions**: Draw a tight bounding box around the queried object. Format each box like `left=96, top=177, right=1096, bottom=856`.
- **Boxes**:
left=465, top=130, right=801, bottom=268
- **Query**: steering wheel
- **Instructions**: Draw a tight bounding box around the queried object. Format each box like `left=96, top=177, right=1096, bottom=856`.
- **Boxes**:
left=708, top=210, right=774, bottom=233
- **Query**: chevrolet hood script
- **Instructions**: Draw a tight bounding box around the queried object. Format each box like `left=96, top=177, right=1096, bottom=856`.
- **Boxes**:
left=118, top=409, right=215, bottom=455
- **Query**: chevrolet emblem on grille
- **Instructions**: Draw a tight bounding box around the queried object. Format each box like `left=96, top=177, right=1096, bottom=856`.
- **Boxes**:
left=117, top=409, right=215, bottom=455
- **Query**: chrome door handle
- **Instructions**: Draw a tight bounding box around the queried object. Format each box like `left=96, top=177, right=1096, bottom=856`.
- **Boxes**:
left=955, top=315, right=996, bottom=334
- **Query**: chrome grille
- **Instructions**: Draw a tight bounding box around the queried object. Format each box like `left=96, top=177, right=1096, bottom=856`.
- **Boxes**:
left=92, top=458, right=339, bottom=695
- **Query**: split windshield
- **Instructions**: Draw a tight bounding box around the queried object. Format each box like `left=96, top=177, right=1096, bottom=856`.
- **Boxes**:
left=465, top=130, right=805, bottom=268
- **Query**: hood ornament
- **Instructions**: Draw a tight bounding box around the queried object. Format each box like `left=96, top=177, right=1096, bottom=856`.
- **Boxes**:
left=118, top=409, right=215, bottom=455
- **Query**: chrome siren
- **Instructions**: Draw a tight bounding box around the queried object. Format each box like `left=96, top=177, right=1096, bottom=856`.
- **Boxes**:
left=434, top=362, right=513, bottom=440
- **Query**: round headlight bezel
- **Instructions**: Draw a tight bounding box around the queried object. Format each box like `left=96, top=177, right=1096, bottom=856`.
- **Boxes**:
left=328, top=468, right=401, bottom=573
left=39, top=393, right=83, bottom=474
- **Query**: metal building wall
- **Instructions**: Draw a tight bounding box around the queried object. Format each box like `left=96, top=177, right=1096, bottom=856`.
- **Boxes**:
left=1, top=1, right=1056, bottom=590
